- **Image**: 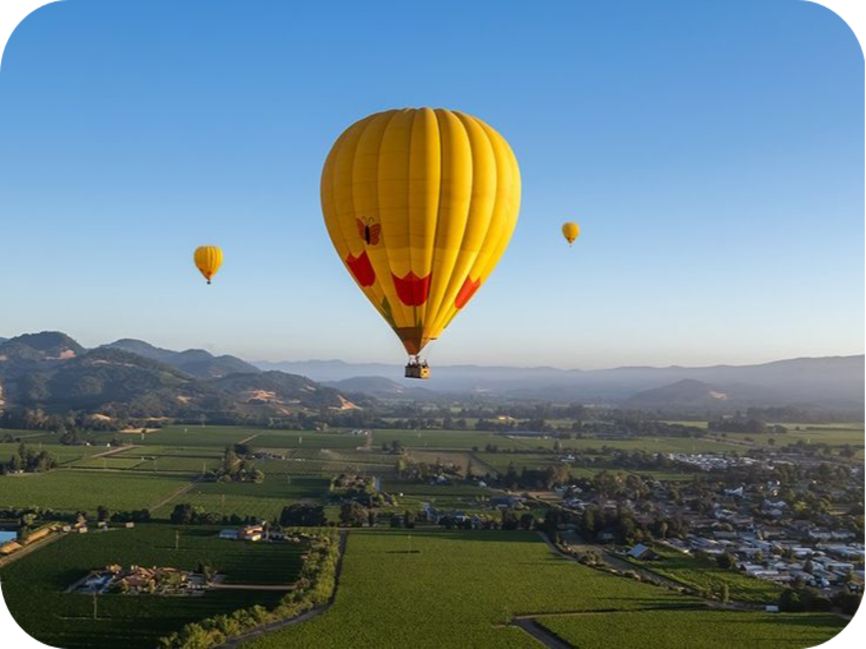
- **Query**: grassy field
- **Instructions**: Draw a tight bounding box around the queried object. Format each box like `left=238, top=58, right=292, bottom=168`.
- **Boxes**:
left=626, top=544, right=784, bottom=604
left=0, top=525, right=305, bottom=649
left=246, top=529, right=699, bottom=649
left=0, top=471, right=193, bottom=512
left=538, top=609, right=846, bottom=649
left=0, top=442, right=104, bottom=466
left=153, top=475, right=330, bottom=520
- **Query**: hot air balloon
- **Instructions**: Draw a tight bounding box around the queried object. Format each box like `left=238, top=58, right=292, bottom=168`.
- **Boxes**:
left=321, top=108, right=521, bottom=379
left=562, top=222, right=580, bottom=246
left=194, top=245, right=223, bottom=285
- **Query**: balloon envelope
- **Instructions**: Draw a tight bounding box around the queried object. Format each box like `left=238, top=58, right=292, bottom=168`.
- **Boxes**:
left=321, top=108, right=521, bottom=356
left=562, top=222, right=580, bottom=245
left=194, top=246, right=223, bottom=284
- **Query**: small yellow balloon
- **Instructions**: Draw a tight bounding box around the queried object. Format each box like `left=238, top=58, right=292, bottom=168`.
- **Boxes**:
left=194, top=246, right=223, bottom=284
left=562, top=222, right=580, bottom=246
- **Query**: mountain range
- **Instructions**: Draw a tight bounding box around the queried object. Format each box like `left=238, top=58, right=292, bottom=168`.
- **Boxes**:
left=1, top=332, right=862, bottom=417
left=0, top=332, right=354, bottom=421
left=259, top=356, right=865, bottom=413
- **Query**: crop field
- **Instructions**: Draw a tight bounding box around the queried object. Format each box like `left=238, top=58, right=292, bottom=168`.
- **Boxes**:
left=129, top=425, right=270, bottom=448
left=383, top=480, right=496, bottom=511
left=153, top=475, right=330, bottom=520
left=253, top=431, right=364, bottom=450
left=371, top=429, right=528, bottom=451
left=0, top=442, right=103, bottom=466
left=508, top=435, right=742, bottom=454
left=0, top=471, right=193, bottom=512
left=538, top=609, right=846, bottom=649
left=626, top=544, right=784, bottom=603
left=69, top=457, right=148, bottom=470
left=246, top=529, right=703, bottom=648
left=0, top=525, right=305, bottom=649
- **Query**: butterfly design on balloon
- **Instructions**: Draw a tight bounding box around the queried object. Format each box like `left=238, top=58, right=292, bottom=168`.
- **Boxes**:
left=356, top=217, right=381, bottom=246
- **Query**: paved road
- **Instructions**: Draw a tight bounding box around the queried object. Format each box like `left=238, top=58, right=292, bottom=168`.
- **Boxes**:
left=512, top=617, right=572, bottom=649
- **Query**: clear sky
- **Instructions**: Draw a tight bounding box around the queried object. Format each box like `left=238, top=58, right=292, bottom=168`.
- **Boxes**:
left=0, top=0, right=862, bottom=369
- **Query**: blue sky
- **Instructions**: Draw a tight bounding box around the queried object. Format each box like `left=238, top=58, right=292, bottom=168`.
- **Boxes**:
left=0, top=0, right=862, bottom=368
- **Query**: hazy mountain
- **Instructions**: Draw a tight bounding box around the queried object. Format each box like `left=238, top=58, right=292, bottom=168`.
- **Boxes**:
left=104, top=339, right=260, bottom=379
left=625, top=379, right=734, bottom=410
left=0, top=333, right=351, bottom=418
left=258, top=355, right=864, bottom=411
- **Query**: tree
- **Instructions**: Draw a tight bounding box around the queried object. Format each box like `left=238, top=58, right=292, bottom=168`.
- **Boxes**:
left=716, top=551, right=736, bottom=570
left=339, top=502, right=368, bottom=527
left=279, top=504, right=327, bottom=527
left=97, top=506, right=110, bottom=523
left=170, top=504, right=195, bottom=525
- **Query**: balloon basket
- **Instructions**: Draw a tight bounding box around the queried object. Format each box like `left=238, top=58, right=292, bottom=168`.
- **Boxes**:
left=405, top=361, right=430, bottom=380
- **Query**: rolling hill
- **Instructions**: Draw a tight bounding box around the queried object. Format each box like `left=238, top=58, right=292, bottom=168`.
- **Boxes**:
left=0, top=332, right=352, bottom=419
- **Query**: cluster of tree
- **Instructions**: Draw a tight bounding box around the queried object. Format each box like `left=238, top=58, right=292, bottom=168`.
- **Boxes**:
left=169, top=503, right=261, bottom=526
left=158, top=531, right=341, bottom=649
left=578, top=504, right=653, bottom=545
left=708, top=415, right=786, bottom=435
left=209, top=447, right=264, bottom=483
left=495, top=463, right=572, bottom=490
left=0, top=442, right=56, bottom=474
left=279, top=504, right=327, bottom=527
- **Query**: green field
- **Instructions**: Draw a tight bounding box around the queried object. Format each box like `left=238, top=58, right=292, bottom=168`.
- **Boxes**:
left=626, top=544, right=784, bottom=604
left=0, top=442, right=104, bottom=466
left=0, top=471, right=192, bottom=512
left=246, top=530, right=698, bottom=648
left=153, top=475, right=330, bottom=520
left=538, top=609, right=846, bottom=649
left=0, top=525, right=306, bottom=649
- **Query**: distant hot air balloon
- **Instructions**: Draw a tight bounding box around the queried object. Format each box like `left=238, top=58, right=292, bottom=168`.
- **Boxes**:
left=194, top=246, right=223, bottom=285
left=321, top=108, right=521, bottom=379
left=562, top=222, right=580, bottom=246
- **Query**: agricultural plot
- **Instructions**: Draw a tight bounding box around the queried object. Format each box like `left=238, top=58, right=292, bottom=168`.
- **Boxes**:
left=0, top=442, right=104, bottom=466
left=128, top=425, right=269, bottom=448
left=538, top=609, right=846, bottom=649
left=513, top=436, right=742, bottom=454
left=245, top=529, right=701, bottom=649
left=69, top=457, right=147, bottom=471
left=0, top=471, right=192, bottom=512
left=254, top=431, right=364, bottom=450
left=0, top=525, right=305, bottom=649
left=473, top=453, right=698, bottom=482
left=382, top=480, right=500, bottom=513
left=372, top=429, right=527, bottom=451
left=154, top=475, right=330, bottom=520
left=626, top=544, right=784, bottom=604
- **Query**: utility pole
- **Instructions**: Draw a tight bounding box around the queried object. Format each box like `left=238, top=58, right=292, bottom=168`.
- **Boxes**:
left=92, top=592, right=98, bottom=620
left=175, top=529, right=180, bottom=551
left=408, top=534, right=412, bottom=554
left=221, top=494, right=225, bottom=519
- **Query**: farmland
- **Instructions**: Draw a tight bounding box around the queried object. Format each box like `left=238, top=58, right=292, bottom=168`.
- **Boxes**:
left=0, top=471, right=192, bottom=512
left=153, top=476, right=331, bottom=520
left=245, top=530, right=692, bottom=648
left=0, top=525, right=306, bottom=649
left=244, top=530, right=847, bottom=649
left=538, top=609, right=846, bottom=649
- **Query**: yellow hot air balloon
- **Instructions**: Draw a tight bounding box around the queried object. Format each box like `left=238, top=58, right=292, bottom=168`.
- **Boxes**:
left=562, top=222, right=580, bottom=246
left=194, top=245, right=223, bottom=285
left=321, top=108, right=521, bottom=379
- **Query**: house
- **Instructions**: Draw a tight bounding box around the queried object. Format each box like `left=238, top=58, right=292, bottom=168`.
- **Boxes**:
left=241, top=524, right=265, bottom=541
left=627, top=544, right=656, bottom=560
left=219, top=529, right=240, bottom=540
